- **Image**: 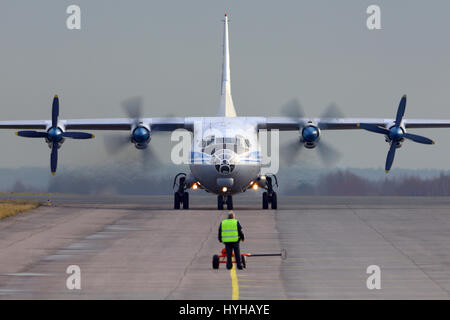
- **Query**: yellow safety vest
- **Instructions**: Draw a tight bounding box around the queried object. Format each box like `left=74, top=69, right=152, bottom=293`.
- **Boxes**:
left=221, top=219, right=239, bottom=242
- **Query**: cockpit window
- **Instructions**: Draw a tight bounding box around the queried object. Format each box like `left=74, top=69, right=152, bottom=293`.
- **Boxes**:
left=216, top=137, right=235, bottom=144
left=200, top=135, right=251, bottom=155
left=235, top=136, right=251, bottom=148
left=200, top=135, right=215, bottom=148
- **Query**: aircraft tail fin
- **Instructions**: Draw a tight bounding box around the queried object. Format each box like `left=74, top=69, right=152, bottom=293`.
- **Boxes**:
left=217, top=14, right=237, bottom=117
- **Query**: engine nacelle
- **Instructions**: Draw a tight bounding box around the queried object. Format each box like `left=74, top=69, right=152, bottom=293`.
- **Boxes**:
left=301, top=123, right=321, bottom=149
left=131, top=125, right=151, bottom=149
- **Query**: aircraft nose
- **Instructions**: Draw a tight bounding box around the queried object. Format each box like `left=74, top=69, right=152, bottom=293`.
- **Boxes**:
left=213, top=150, right=236, bottom=175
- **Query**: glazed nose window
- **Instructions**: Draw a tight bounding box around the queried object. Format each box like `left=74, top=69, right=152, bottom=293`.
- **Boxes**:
left=220, top=165, right=230, bottom=174
left=216, top=164, right=235, bottom=175
left=212, top=149, right=236, bottom=174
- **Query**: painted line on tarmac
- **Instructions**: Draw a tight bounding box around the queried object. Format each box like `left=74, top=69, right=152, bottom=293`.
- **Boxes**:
left=230, top=263, right=239, bottom=300
left=228, top=209, right=239, bottom=300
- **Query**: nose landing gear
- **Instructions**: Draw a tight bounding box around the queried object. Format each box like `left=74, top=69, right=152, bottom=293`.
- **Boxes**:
left=173, top=173, right=189, bottom=210
left=218, top=195, right=233, bottom=210
left=262, top=175, right=278, bottom=210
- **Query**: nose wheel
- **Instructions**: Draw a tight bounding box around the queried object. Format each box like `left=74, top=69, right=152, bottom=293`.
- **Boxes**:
left=218, top=195, right=233, bottom=210
left=262, top=175, right=278, bottom=210
left=262, top=191, right=277, bottom=209
left=174, top=191, right=189, bottom=210
left=173, top=173, right=189, bottom=210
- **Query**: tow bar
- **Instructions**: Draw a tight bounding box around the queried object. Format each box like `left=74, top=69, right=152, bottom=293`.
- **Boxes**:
left=212, top=248, right=287, bottom=269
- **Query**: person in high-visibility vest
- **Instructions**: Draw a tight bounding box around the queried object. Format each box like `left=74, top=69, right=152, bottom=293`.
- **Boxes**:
left=218, top=212, right=245, bottom=270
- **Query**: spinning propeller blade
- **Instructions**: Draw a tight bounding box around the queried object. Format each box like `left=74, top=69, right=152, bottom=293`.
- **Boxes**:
left=280, top=99, right=305, bottom=119
left=103, top=97, right=161, bottom=168
left=280, top=100, right=342, bottom=166
left=122, top=96, right=143, bottom=127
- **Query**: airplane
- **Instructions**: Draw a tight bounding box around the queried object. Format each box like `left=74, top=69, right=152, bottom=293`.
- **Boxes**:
left=1, top=13, right=450, bottom=210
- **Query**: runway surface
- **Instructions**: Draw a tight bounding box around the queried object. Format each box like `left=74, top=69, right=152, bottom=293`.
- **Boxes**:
left=0, top=194, right=449, bottom=299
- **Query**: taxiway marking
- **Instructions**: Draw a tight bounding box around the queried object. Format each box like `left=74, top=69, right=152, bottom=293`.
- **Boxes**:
left=230, top=263, right=239, bottom=300
left=228, top=209, right=239, bottom=300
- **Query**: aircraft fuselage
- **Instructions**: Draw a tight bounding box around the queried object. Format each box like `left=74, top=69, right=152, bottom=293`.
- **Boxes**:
left=188, top=117, right=262, bottom=195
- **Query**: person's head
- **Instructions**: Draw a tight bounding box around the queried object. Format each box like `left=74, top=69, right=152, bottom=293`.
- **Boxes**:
left=228, top=212, right=235, bottom=219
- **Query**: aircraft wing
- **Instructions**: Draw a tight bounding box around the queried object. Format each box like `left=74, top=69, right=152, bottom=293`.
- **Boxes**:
left=402, top=119, right=450, bottom=129
left=0, top=117, right=187, bottom=131
left=0, top=120, right=49, bottom=130
left=0, top=115, right=187, bottom=175
left=263, top=117, right=450, bottom=131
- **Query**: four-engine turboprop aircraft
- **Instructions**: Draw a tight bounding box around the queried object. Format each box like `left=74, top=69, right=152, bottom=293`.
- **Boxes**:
left=2, top=14, right=450, bottom=210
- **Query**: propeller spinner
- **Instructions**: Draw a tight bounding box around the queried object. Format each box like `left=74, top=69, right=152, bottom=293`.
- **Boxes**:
left=16, top=95, right=95, bottom=175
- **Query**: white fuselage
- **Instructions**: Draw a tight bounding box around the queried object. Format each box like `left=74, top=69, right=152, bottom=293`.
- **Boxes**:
left=188, top=117, right=262, bottom=194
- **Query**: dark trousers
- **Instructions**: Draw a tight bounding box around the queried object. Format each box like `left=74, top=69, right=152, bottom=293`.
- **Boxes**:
left=225, top=242, right=242, bottom=270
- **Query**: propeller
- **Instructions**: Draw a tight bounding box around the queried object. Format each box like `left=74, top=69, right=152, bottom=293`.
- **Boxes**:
left=122, top=96, right=144, bottom=128
left=358, top=95, right=434, bottom=173
left=280, top=99, right=342, bottom=166
left=104, top=133, right=161, bottom=169
left=16, top=95, right=95, bottom=175
left=103, top=97, right=161, bottom=168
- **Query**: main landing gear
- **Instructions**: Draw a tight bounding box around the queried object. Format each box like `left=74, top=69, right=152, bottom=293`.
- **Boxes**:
left=173, top=173, right=189, bottom=210
left=217, top=195, right=233, bottom=210
left=262, top=175, right=278, bottom=210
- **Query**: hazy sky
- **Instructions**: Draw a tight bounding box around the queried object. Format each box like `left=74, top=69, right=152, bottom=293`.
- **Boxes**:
left=0, top=0, right=449, bottom=171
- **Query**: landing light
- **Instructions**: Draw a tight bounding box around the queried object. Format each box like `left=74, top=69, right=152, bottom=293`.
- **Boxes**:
left=252, top=183, right=259, bottom=191
left=192, top=183, right=198, bottom=190
left=222, top=186, right=228, bottom=193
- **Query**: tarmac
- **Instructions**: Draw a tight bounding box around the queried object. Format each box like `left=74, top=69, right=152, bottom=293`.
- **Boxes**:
left=0, top=194, right=449, bottom=299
